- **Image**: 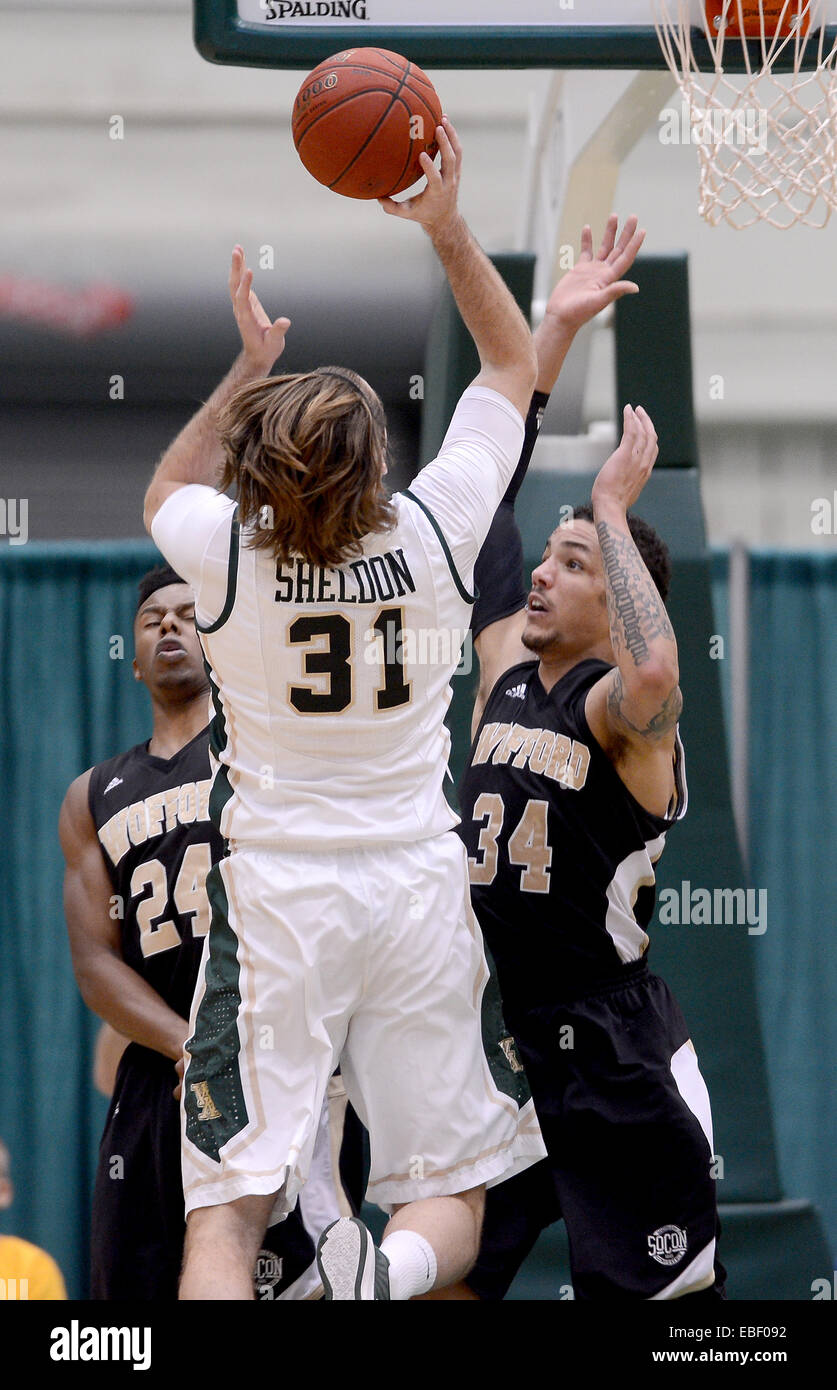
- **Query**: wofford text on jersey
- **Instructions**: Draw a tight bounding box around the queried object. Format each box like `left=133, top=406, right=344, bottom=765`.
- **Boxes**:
left=472, top=720, right=591, bottom=791
left=274, top=549, right=416, bottom=606
left=97, top=779, right=212, bottom=867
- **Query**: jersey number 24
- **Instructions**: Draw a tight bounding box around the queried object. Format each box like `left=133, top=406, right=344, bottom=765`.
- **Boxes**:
left=131, top=844, right=212, bottom=958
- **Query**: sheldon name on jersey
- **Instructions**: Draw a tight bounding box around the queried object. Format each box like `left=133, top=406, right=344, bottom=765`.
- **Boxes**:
left=275, top=550, right=416, bottom=606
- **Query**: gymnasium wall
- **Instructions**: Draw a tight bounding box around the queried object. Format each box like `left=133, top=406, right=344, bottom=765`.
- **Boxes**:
left=0, top=543, right=834, bottom=1298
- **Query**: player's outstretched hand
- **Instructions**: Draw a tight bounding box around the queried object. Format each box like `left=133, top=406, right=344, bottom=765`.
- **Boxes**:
left=544, top=215, right=646, bottom=334
left=378, top=117, right=462, bottom=236
left=229, top=245, right=292, bottom=376
left=173, top=1055, right=185, bottom=1103
left=592, top=404, right=658, bottom=514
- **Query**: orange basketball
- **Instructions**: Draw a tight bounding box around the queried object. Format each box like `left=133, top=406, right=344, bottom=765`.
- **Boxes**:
left=292, top=48, right=443, bottom=200
left=704, top=1, right=811, bottom=39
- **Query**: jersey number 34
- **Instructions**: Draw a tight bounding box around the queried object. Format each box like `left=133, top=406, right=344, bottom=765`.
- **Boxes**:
left=468, top=793, right=552, bottom=894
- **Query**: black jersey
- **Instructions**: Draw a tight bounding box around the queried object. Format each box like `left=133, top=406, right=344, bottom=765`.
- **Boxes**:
left=457, top=658, right=687, bottom=1011
left=86, top=726, right=371, bottom=1300
left=87, top=727, right=223, bottom=1022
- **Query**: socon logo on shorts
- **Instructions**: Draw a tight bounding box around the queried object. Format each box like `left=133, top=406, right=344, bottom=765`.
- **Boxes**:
left=647, top=1224, right=688, bottom=1266
left=254, top=1250, right=284, bottom=1299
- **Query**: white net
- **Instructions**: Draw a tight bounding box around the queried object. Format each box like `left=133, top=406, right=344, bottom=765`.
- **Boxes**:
left=653, top=1, right=837, bottom=227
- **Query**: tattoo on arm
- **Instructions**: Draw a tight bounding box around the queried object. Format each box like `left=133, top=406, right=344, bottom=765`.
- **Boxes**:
left=595, top=520, right=681, bottom=742
left=605, top=669, right=683, bottom=741
left=595, top=521, right=675, bottom=668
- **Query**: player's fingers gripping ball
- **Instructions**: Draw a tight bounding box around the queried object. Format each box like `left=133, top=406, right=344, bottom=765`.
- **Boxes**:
left=292, top=48, right=443, bottom=199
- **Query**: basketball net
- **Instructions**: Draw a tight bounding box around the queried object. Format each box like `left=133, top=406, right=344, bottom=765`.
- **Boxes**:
left=653, top=1, right=837, bottom=227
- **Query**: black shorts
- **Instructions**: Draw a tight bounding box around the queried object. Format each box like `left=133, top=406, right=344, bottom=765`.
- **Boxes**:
left=90, top=1044, right=367, bottom=1300
left=467, top=963, right=726, bottom=1301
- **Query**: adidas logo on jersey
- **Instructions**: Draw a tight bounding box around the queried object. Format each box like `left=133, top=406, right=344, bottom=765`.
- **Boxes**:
left=505, top=684, right=527, bottom=700
left=104, top=777, right=123, bottom=794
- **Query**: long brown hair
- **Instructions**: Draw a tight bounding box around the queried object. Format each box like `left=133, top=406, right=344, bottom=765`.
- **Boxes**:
left=216, top=366, right=396, bottom=568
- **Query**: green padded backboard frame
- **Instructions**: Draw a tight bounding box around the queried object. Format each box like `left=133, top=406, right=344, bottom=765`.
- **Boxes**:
left=194, top=1, right=837, bottom=70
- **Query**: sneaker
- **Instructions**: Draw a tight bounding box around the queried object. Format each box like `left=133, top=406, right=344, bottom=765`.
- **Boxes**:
left=316, top=1217, right=391, bottom=1300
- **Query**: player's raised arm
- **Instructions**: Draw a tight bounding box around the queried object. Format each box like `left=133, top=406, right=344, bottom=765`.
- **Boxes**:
left=59, top=772, right=190, bottom=1062
left=143, top=247, right=291, bottom=530
left=533, top=215, right=644, bottom=394
left=381, top=118, right=537, bottom=417
left=584, top=406, right=681, bottom=806
left=470, top=216, right=646, bottom=733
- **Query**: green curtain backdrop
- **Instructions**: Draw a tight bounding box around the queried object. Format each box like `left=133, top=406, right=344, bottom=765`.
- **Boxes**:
left=1, top=542, right=835, bottom=1298
left=0, top=540, right=159, bottom=1298
left=712, top=551, right=837, bottom=1262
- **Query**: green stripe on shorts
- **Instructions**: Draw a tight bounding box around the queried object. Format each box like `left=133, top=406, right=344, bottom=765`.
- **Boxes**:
left=203, top=661, right=234, bottom=832
left=481, top=943, right=533, bottom=1108
left=184, top=860, right=249, bottom=1162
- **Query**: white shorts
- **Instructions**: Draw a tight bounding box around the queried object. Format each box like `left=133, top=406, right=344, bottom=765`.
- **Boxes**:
left=181, top=832, right=545, bottom=1222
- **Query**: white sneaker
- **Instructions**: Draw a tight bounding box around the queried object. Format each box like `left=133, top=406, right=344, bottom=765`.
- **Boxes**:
left=316, top=1217, right=391, bottom=1301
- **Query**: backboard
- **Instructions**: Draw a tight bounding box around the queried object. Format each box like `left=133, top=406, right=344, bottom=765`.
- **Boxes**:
left=194, top=1, right=837, bottom=70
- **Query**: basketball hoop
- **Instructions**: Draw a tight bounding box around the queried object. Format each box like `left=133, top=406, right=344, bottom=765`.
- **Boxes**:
left=653, top=1, right=837, bottom=227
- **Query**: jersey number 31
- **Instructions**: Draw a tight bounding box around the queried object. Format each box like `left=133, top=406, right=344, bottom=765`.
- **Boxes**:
left=287, top=610, right=412, bottom=714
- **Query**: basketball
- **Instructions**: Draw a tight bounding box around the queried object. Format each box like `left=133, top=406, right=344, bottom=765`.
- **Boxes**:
left=704, top=0, right=811, bottom=39
left=292, top=48, right=443, bottom=200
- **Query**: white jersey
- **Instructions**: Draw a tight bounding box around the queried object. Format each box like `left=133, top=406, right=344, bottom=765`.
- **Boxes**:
left=151, top=384, right=524, bottom=848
